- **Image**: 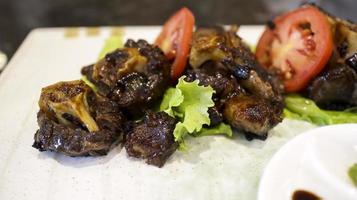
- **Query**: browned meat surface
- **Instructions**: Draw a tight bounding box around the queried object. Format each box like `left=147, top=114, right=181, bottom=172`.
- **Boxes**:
left=307, top=63, right=357, bottom=110
left=306, top=4, right=357, bottom=109
left=186, top=27, right=284, bottom=138
left=125, top=111, right=177, bottom=167
left=81, top=39, right=171, bottom=117
left=185, top=61, right=244, bottom=100
left=33, top=80, right=125, bottom=156
left=207, top=106, right=224, bottom=126
left=224, top=95, right=281, bottom=138
left=189, top=26, right=282, bottom=96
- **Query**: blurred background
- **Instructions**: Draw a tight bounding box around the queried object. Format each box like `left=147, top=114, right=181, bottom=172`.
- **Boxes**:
left=0, top=0, right=356, bottom=68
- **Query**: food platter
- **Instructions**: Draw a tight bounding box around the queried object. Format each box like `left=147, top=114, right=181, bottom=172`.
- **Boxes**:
left=0, top=25, right=352, bottom=199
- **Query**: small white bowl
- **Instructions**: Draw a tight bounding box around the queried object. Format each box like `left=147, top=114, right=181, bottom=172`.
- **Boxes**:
left=258, top=124, right=357, bottom=200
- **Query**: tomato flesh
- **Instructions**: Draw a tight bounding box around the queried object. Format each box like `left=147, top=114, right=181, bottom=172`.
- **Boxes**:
left=256, top=6, right=333, bottom=92
left=155, top=7, right=195, bottom=80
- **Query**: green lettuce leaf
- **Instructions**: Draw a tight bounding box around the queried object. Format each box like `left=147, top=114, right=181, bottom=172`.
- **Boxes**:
left=159, top=88, right=184, bottom=117
left=98, top=35, right=123, bottom=60
left=176, top=78, right=215, bottom=133
left=348, top=163, right=357, bottom=186
left=172, top=122, right=188, bottom=150
left=194, top=123, right=233, bottom=137
left=160, top=77, right=233, bottom=148
left=284, top=94, right=357, bottom=125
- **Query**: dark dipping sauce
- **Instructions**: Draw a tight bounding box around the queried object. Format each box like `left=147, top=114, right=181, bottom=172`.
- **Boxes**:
left=292, top=190, right=321, bottom=200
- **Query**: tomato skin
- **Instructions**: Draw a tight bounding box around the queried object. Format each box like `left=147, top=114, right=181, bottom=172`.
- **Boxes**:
left=256, top=5, right=333, bottom=92
left=155, top=7, right=195, bottom=80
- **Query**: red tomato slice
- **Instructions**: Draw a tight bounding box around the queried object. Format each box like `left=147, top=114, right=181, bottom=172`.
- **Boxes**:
left=256, top=5, right=333, bottom=92
left=155, top=7, right=195, bottom=80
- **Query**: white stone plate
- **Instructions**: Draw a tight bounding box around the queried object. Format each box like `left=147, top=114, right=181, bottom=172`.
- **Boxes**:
left=0, top=26, right=321, bottom=200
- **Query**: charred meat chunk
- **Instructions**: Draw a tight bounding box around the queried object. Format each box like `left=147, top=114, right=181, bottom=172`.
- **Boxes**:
left=223, top=95, right=281, bottom=137
left=33, top=80, right=125, bottom=156
left=34, top=111, right=122, bottom=156
left=315, top=4, right=357, bottom=62
left=81, top=39, right=171, bottom=117
left=185, top=61, right=244, bottom=99
left=125, top=111, right=177, bottom=167
left=189, top=26, right=283, bottom=101
left=207, top=106, right=224, bottom=126
left=307, top=63, right=357, bottom=110
left=189, top=26, right=282, bottom=97
left=186, top=27, right=284, bottom=138
left=305, top=4, right=357, bottom=109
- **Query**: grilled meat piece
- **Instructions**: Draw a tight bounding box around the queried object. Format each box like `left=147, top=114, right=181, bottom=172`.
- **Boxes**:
left=223, top=95, right=282, bottom=137
left=207, top=106, right=224, bottom=126
left=125, top=111, right=177, bottom=167
left=306, top=5, right=357, bottom=109
left=33, top=80, right=125, bottom=156
left=189, top=26, right=282, bottom=96
left=34, top=111, right=122, bottom=156
left=187, top=27, right=284, bottom=137
left=185, top=61, right=244, bottom=99
left=314, top=3, right=357, bottom=62
left=189, top=27, right=283, bottom=100
left=307, top=63, right=357, bottom=110
left=81, top=39, right=171, bottom=117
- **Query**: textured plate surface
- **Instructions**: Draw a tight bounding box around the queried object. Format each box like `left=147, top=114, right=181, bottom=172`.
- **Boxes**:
left=0, top=26, right=317, bottom=200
